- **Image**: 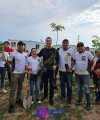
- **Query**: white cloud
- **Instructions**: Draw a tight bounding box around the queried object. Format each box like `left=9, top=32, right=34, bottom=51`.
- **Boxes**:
left=0, top=0, right=100, bottom=47
left=65, top=2, right=100, bottom=26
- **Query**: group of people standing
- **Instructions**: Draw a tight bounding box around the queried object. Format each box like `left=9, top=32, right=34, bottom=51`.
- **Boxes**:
left=0, top=37, right=100, bottom=113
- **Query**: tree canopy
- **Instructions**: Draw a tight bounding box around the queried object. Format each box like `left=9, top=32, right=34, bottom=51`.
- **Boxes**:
left=50, top=22, right=65, bottom=32
left=92, top=35, right=100, bottom=51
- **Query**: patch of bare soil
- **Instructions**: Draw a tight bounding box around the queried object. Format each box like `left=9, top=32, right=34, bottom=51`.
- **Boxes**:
left=0, top=80, right=100, bottom=120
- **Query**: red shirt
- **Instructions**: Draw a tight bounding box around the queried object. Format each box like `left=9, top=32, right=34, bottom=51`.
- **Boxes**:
left=5, top=48, right=14, bottom=52
left=94, top=59, right=100, bottom=70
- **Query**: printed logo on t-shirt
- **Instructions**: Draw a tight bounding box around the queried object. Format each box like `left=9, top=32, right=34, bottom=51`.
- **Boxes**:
left=67, top=53, right=71, bottom=56
left=82, top=56, right=86, bottom=60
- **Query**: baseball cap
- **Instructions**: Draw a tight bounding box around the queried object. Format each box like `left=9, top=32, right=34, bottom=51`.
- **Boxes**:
left=62, top=39, right=69, bottom=43
left=77, top=42, right=84, bottom=47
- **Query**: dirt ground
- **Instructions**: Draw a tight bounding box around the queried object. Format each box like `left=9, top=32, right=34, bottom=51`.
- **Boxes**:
left=0, top=79, right=100, bottom=120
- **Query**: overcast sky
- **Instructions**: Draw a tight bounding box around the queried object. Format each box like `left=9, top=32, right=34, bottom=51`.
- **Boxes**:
left=0, top=0, right=100, bottom=47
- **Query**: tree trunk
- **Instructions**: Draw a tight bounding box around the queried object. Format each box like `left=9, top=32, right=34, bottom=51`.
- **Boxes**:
left=56, top=30, right=58, bottom=48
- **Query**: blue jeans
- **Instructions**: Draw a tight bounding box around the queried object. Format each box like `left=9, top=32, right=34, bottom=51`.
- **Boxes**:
left=0, top=67, right=6, bottom=89
left=75, top=73, right=91, bottom=103
left=30, top=74, right=40, bottom=99
left=59, top=71, right=72, bottom=102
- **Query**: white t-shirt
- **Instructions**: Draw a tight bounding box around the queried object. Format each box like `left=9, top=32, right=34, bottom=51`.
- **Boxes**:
left=73, top=51, right=94, bottom=74
left=59, top=48, right=74, bottom=72
left=0, top=52, right=9, bottom=67
left=9, top=51, right=27, bottom=73
left=27, top=56, right=42, bottom=74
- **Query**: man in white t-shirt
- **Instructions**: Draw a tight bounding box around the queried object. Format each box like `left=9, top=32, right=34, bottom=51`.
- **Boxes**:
left=58, top=39, right=74, bottom=106
left=8, top=41, right=27, bottom=113
left=73, top=42, right=96, bottom=110
left=0, top=42, right=9, bottom=93
left=26, top=48, right=42, bottom=104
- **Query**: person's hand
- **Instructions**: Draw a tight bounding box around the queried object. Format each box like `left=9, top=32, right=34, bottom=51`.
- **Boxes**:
left=91, top=66, right=94, bottom=71
left=26, top=66, right=32, bottom=73
left=52, top=65, right=57, bottom=70
left=67, top=67, right=72, bottom=72
left=95, top=69, right=100, bottom=76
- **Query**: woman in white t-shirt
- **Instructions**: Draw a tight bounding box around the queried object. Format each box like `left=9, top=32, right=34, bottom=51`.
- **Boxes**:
left=26, top=48, right=42, bottom=103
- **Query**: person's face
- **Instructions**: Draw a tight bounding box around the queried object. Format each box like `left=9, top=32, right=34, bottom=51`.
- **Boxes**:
left=3, top=43, right=9, bottom=49
left=77, top=46, right=84, bottom=52
left=62, top=41, right=69, bottom=50
left=31, top=49, right=38, bottom=57
left=85, top=48, right=90, bottom=51
left=45, top=38, right=52, bottom=48
left=17, top=44, right=25, bottom=51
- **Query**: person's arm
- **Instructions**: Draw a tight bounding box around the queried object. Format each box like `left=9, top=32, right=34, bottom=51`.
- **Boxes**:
left=25, top=57, right=32, bottom=71
left=38, top=49, right=43, bottom=57
left=39, top=57, right=43, bottom=68
left=71, top=59, right=75, bottom=69
left=7, top=52, right=14, bottom=63
left=95, top=69, right=100, bottom=76
left=91, top=60, right=96, bottom=70
left=88, top=52, right=96, bottom=70
left=5, top=52, right=9, bottom=61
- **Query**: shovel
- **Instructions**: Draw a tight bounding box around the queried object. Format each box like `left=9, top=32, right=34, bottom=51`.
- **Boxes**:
left=23, top=71, right=32, bottom=109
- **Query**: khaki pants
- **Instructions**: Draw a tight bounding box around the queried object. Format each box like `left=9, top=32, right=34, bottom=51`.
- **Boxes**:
left=9, top=73, right=25, bottom=105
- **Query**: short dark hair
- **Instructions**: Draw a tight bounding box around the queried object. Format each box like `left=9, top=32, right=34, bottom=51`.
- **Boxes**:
left=31, top=48, right=37, bottom=52
left=17, top=41, right=25, bottom=46
left=3, top=41, right=10, bottom=45
left=46, top=37, right=52, bottom=41
left=85, top=46, right=90, bottom=49
left=62, top=39, right=69, bottom=43
left=77, top=42, right=84, bottom=47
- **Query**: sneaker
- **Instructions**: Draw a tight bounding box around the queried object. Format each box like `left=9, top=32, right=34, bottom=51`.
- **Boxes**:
left=31, top=98, right=34, bottom=104
left=16, top=99, right=23, bottom=106
left=41, top=96, right=48, bottom=102
left=0, top=89, right=7, bottom=93
left=67, top=101, right=72, bottom=107
left=8, top=104, right=14, bottom=113
left=49, top=99, right=54, bottom=105
left=75, top=100, right=82, bottom=106
left=86, top=103, right=91, bottom=111
left=58, top=97, right=65, bottom=103
left=35, top=98, right=41, bottom=103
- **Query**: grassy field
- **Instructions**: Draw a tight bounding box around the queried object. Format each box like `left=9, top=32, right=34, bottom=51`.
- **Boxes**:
left=0, top=75, right=100, bottom=120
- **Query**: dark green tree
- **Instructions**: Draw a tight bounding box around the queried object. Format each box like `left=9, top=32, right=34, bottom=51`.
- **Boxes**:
left=92, top=35, right=100, bottom=51
left=50, top=22, right=65, bottom=45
